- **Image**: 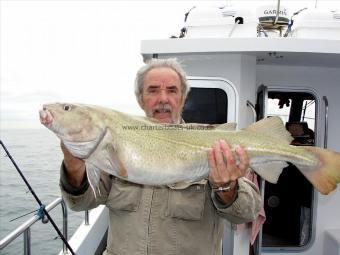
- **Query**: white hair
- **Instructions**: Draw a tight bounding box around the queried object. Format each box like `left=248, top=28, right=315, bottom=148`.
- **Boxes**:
left=134, top=58, right=190, bottom=103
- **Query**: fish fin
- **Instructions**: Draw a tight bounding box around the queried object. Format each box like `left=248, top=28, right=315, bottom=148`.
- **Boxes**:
left=251, top=161, right=288, bottom=183
left=244, top=116, right=293, bottom=144
left=107, top=145, right=128, bottom=178
left=85, top=163, right=102, bottom=198
left=297, top=146, right=340, bottom=195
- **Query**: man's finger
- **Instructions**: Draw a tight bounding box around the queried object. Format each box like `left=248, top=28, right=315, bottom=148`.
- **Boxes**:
left=208, top=148, right=217, bottom=180
left=213, top=141, right=226, bottom=174
left=220, top=140, right=236, bottom=168
left=236, top=145, right=249, bottom=174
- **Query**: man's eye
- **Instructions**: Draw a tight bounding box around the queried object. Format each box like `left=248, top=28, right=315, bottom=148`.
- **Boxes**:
left=148, top=89, right=158, bottom=94
left=168, top=89, right=178, bottom=94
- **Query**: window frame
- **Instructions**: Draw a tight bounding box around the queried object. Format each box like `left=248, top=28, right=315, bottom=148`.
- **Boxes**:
left=187, top=76, right=239, bottom=123
left=260, top=86, right=321, bottom=253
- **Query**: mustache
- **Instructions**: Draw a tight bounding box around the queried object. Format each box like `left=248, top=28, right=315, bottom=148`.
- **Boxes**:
left=153, top=104, right=172, bottom=113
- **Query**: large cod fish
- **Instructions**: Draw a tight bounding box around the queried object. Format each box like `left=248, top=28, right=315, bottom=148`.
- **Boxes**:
left=39, top=103, right=340, bottom=195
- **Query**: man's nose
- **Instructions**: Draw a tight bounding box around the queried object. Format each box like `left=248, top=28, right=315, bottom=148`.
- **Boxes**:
left=159, top=90, right=169, bottom=103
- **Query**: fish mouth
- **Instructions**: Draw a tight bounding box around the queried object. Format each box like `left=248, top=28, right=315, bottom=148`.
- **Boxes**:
left=39, top=107, right=66, bottom=139
left=39, top=108, right=54, bottom=127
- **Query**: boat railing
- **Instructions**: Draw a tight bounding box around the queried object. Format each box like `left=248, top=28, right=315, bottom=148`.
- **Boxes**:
left=0, top=197, right=88, bottom=255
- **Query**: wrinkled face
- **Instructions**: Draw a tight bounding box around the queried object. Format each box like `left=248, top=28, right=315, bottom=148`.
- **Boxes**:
left=139, top=67, right=184, bottom=124
left=39, top=103, right=106, bottom=158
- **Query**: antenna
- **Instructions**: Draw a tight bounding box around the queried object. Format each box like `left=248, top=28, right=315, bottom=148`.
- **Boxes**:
left=274, top=0, right=281, bottom=25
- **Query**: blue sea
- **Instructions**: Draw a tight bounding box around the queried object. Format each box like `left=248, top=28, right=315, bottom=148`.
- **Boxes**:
left=0, top=129, right=84, bottom=255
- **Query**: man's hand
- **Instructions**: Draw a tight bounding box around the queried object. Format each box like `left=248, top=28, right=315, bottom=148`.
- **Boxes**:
left=208, top=140, right=249, bottom=205
left=61, top=142, right=86, bottom=187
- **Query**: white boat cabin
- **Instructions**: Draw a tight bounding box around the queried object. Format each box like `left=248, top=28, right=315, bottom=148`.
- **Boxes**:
left=140, top=3, right=340, bottom=255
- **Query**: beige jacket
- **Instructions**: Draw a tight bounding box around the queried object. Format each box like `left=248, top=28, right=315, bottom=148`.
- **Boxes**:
left=60, top=164, right=261, bottom=255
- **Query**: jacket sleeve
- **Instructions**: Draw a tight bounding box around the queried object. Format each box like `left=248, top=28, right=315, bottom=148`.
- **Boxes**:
left=211, top=177, right=261, bottom=224
left=59, top=162, right=112, bottom=211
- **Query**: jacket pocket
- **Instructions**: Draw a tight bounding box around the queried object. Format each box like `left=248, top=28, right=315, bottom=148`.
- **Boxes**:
left=166, top=183, right=206, bottom=220
left=106, top=178, right=142, bottom=211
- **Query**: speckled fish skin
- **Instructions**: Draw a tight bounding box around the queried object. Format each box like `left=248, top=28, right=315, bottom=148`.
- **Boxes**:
left=40, top=103, right=340, bottom=195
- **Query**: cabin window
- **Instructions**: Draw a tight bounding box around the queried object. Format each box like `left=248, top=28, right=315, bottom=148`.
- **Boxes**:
left=268, top=98, right=315, bottom=131
left=182, top=78, right=237, bottom=124
left=261, top=91, right=316, bottom=251
left=183, top=88, right=228, bottom=124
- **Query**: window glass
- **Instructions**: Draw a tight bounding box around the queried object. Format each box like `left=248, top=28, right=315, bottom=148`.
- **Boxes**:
left=267, top=98, right=291, bottom=123
left=183, top=88, right=228, bottom=124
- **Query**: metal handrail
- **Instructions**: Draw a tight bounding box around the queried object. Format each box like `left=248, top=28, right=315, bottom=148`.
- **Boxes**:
left=61, top=199, right=68, bottom=254
left=247, top=100, right=257, bottom=123
left=323, top=96, right=329, bottom=149
left=0, top=198, right=68, bottom=254
left=85, top=210, right=90, bottom=225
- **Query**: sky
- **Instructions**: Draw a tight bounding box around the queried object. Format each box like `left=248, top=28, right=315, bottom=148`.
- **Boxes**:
left=1, top=0, right=339, bottom=129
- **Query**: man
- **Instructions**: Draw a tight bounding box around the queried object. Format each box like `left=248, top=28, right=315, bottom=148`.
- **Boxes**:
left=58, top=58, right=261, bottom=255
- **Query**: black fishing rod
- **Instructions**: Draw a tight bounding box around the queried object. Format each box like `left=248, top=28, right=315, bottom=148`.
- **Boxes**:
left=0, top=140, right=76, bottom=255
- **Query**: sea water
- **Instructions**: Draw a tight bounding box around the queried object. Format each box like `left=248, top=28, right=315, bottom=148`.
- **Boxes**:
left=0, top=129, right=84, bottom=255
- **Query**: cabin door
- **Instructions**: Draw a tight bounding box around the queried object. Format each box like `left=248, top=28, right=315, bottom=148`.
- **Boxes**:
left=253, top=85, right=317, bottom=255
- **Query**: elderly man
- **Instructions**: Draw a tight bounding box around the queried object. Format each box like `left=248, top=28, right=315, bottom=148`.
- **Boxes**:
left=58, top=58, right=261, bottom=255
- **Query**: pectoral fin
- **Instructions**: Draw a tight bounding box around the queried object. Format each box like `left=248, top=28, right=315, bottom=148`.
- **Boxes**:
left=85, top=162, right=102, bottom=198
left=107, top=144, right=128, bottom=178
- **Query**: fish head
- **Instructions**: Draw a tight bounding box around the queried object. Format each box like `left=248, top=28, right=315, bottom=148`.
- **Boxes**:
left=39, top=103, right=106, bottom=158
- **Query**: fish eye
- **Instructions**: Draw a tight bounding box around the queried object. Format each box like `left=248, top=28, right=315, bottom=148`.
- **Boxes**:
left=63, top=105, right=71, bottom=111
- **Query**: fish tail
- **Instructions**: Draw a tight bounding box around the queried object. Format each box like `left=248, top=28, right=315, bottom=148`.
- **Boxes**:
left=300, top=146, right=340, bottom=195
